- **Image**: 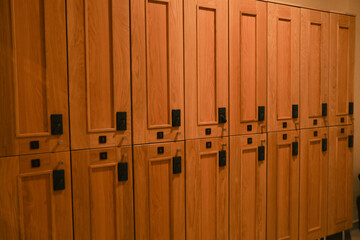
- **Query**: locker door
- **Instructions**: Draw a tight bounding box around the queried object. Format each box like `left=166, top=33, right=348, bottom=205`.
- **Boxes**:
left=300, top=9, right=329, bottom=129
left=131, top=0, right=184, bottom=144
left=299, top=128, right=328, bottom=239
left=267, top=130, right=299, bottom=240
left=134, top=142, right=185, bottom=240
left=0, top=152, right=73, bottom=240
left=329, top=14, right=355, bottom=126
left=184, top=0, right=228, bottom=140
left=229, top=0, right=267, bottom=135
left=328, top=126, right=353, bottom=235
left=230, top=134, right=266, bottom=240
left=186, top=137, right=228, bottom=240
left=72, top=147, right=134, bottom=240
left=0, top=0, right=69, bottom=157
left=68, top=0, right=132, bottom=149
left=268, top=3, right=300, bottom=132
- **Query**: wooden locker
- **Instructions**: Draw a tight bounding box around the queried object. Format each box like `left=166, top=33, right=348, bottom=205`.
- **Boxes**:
left=267, top=130, right=300, bottom=240
left=72, top=147, right=134, bottom=240
left=229, top=0, right=267, bottom=135
left=184, top=0, right=229, bottom=140
left=186, top=137, right=228, bottom=240
left=134, top=141, right=185, bottom=240
left=328, top=125, right=353, bottom=235
left=0, top=0, right=69, bottom=157
left=329, top=14, right=355, bottom=126
left=131, top=0, right=184, bottom=144
left=299, top=128, right=328, bottom=239
left=0, top=152, right=73, bottom=239
left=67, top=0, right=132, bottom=149
left=230, top=134, right=266, bottom=240
left=268, top=3, right=300, bottom=132
left=300, top=9, right=330, bottom=129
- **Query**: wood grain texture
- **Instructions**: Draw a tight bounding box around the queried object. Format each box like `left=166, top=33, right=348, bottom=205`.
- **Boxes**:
left=268, top=3, right=300, bottom=132
left=229, top=0, right=267, bottom=135
left=230, top=134, right=266, bottom=240
left=300, top=9, right=330, bottom=129
left=184, top=0, right=228, bottom=140
left=299, top=128, right=328, bottom=239
left=134, top=141, right=185, bottom=240
left=0, top=0, right=69, bottom=157
left=131, top=0, right=184, bottom=144
left=186, top=137, right=228, bottom=240
left=327, top=125, right=353, bottom=235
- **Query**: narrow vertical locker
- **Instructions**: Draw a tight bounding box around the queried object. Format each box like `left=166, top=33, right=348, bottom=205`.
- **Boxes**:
left=0, top=152, right=73, bottom=240
left=0, top=0, right=69, bottom=157
left=229, top=0, right=267, bottom=135
left=72, top=147, right=134, bottom=240
left=329, top=14, right=355, bottom=126
left=268, top=3, right=300, bottom=132
left=328, top=125, right=353, bottom=235
left=134, top=141, right=185, bottom=240
left=267, top=130, right=300, bottom=240
left=299, top=128, right=328, bottom=239
left=230, top=134, right=266, bottom=240
left=68, top=0, right=132, bottom=149
left=184, top=0, right=229, bottom=139
left=186, top=137, right=229, bottom=239
left=131, top=0, right=184, bottom=144
left=300, top=9, right=330, bottom=129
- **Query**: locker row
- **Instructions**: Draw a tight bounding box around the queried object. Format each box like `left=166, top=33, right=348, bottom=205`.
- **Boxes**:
left=0, top=0, right=355, bottom=157
left=0, top=125, right=353, bottom=239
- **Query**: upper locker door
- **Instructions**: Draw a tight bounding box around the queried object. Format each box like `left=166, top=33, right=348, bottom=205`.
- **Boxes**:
left=230, top=134, right=266, bottom=240
left=328, top=126, right=353, bottom=235
left=186, top=138, right=229, bottom=240
left=268, top=3, right=300, bottom=132
left=131, top=0, right=184, bottom=144
left=267, top=130, right=300, bottom=240
left=299, top=128, right=328, bottom=240
left=68, top=0, right=132, bottom=149
left=0, top=0, right=69, bottom=157
left=229, top=0, right=267, bottom=135
left=134, top=142, right=185, bottom=240
left=184, top=0, right=228, bottom=140
left=300, top=9, right=330, bottom=129
left=329, top=14, right=355, bottom=126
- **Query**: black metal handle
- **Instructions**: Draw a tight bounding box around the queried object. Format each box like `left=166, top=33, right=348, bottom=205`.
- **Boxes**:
left=219, top=150, right=226, bottom=167
left=258, top=146, right=265, bottom=161
left=173, top=157, right=182, bottom=174
left=53, top=169, right=65, bottom=191
left=116, top=112, right=127, bottom=131
left=218, top=108, right=227, bottom=124
left=118, top=162, right=128, bottom=181
left=292, top=142, right=298, bottom=156
left=172, top=109, right=181, bottom=127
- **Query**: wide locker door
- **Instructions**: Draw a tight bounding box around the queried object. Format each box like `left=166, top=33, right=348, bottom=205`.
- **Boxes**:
left=300, top=9, right=329, bottom=129
left=134, top=142, right=185, bottom=240
left=267, top=130, right=299, bottom=240
left=268, top=4, right=300, bottom=132
left=328, top=126, right=353, bottom=235
left=299, top=128, right=328, bottom=239
left=72, top=147, right=134, bottom=240
left=0, top=0, right=69, bottom=157
left=184, top=0, right=228, bottom=140
left=229, top=0, right=267, bottom=135
left=186, top=137, right=228, bottom=240
left=329, top=14, right=355, bottom=126
left=230, top=134, right=266, bottom=240
left=68, top=0, right=132, bottom=149
left=0, top=152, right=73, bottom=240
left=131, top=0, right=184, bottom=144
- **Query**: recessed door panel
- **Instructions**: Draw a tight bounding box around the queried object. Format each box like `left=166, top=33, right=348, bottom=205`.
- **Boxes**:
left=185, top=0, right=228, bottom=139
left=268, top=3, right=300, bottom=132
left=131, top=0, right=184, bottom=144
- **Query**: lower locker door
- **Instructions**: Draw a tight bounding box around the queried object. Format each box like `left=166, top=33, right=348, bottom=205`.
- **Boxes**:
left=230, top=134, right=266, bottom=240
left=72, top=147, right=134, bottom=240
left=267, top=131, right=300, bottom=240
left=186, top=137, right=228, bottom=240
left=134, top=141, right=185, bottom=240
left=0, top=152, right=73, bottom=240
